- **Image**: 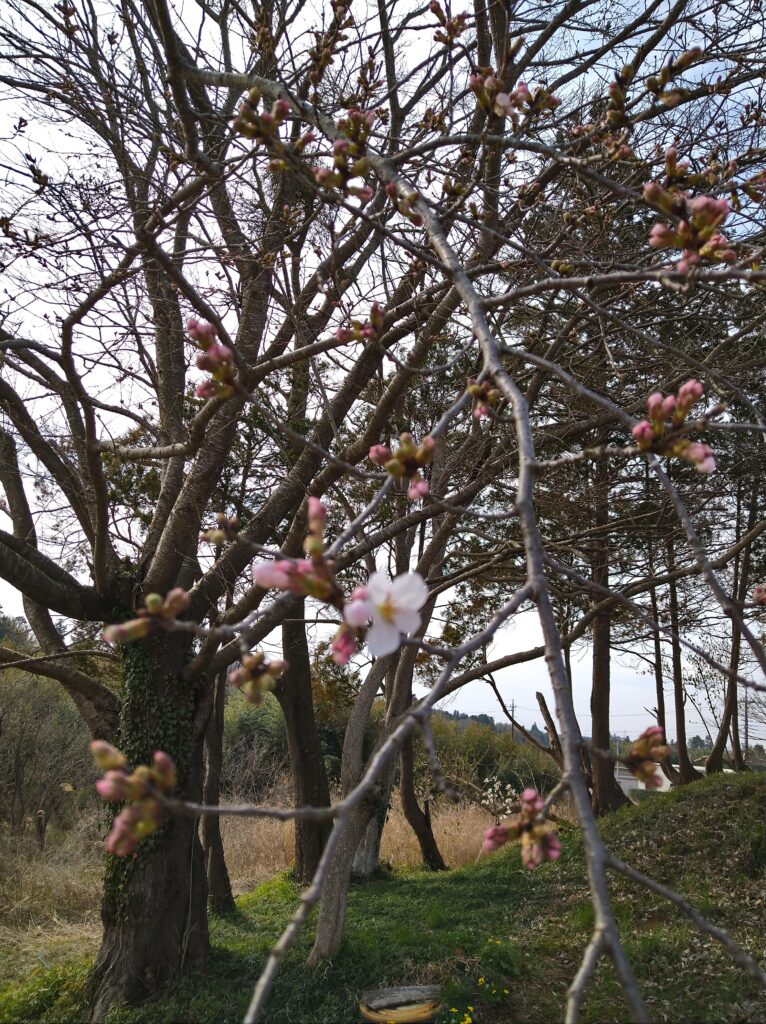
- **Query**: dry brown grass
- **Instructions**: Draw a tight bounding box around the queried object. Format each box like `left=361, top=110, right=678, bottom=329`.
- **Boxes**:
left=220, top=791, right=495, bottom=891
left=221, top=815, right=294, bottom=894
left=0, top=829, right=102, bottom=930
left=0, top=826, right=103, bottom=986
left=380, top=797, right=494, bottom=869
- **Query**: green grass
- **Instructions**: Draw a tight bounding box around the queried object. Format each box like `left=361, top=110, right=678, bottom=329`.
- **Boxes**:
left=1, top=773, right=764, bottom=1024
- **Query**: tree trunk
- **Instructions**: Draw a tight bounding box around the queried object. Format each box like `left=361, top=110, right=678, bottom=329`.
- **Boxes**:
left=352, top=760, right=395, bottom=878
left=90, top=635, right=209, bottom=1020
left=648, top=557, right=679, bottom=785
left=202, top=669, right=235, bottom=913
left=309, top=659, right=390, bottom=961
left=275, top=602, right=331, bottom=885
left=399, top=736, right=446, bottom=870
left=307, top=802, right=375, bottom=967
left=590, top=453, right=629, bottom=815
left=666, top=542, right=702, bottom=785
left=707, top=485, right=755, bottom=774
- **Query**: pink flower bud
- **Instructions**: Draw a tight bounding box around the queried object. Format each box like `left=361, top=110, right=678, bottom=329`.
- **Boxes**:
left=96, top=770, right=131, bottom=801
left=677, top=379, right=704, bottom=408
left=753, top=584, right=766, bottom=606
left=631, top=420, right=654, bottom=447
left=196, top=380, right=223, bottom=399
left=196, top=342, right=233, bottom=372
left=369, top=302, right=385, bottom=332
left=187, top=319, right=217, bottom=346
left=164, top=588, right=191, bottom=616
left=493, top=92, right=513, bottom=116
left=646, top=392, right=664, bottom=418
left=368, top=444, right=392, bottom=465
left=331, top=625, right=356, bottom=665
left=689, top=194, right=729, bottom=226
left=253, top=559, right=293, bottom=590
left=521, top=787, right=544, bottom=812
left=151, top=751, right=176, bottom=793
left=661, top=395, right=677, bottom=419
left=648, top=223, right=677, bottom=248
left=103, top=618, right=154, bottom=644
left=408, top=477, right=429, bottom=500
left=483, top=824, right=510, bottom=852
left=684, top=442, right=715, bottom=473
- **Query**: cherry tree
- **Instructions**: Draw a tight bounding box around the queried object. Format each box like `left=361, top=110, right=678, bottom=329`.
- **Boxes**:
left=1, top=0, right=766, bottom=1019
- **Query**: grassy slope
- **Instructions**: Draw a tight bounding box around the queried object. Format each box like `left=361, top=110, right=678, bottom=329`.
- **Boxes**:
left=1, top=773, right=764, bottom=1024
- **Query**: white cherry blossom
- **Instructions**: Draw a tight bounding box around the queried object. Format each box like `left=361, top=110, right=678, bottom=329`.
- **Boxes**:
left=360, top=572, right=428, bottom=657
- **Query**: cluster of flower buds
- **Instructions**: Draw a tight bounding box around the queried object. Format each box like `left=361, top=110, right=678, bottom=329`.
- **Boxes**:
left=369, top=433, right=435, bottom=500
left=603, top=64, right=634, bottom=128
left=103, top=588, right=190, bottom=644
left=312, top=109, right=376, bottom=201
left=621, top=726, right=669, bottom=790
left=753, top=584, right=766, bottom=606
left=253, top=499, right=342, bottom=603
left=469, top=68, right=559, bottom=125
left=252, top=497, right=429, bottom=667
left=233, top=87, right=291, bottom=145
left=230, top=651, right=287, bottom=704
left=646, top=47, right=703, bottom=105
left=384, top=181, right=423, bottom=225
left=253, top=556, right=339, bottom=601
left=467, top=377, right=501, bottom=419
left=645, top=183, right=736, bottom=272
left=201, top=511, right=240, bottom=547
left=482, top=788, right=561, bottom=870
left=308, top=0, right=353, bottom=88
left=335, top=301, right=385, bottom=344
left=631, top=379, right=716, bottom=473
left=188, top=318, right=235, bottom=400
left=91, top=742, right=175, bottom=857
left=429, top=1, right=468, bottom=47
left=742, top=169, right=766, bottom=206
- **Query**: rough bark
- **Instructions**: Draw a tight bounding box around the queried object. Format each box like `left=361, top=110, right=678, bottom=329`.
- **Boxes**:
left=275, top=603, right=331, bottom=884
left=89, top=634, right=210, bottom=1020
left=399, top=735, right=446, bottom=871
left=202, top=669, right=235, bottom=913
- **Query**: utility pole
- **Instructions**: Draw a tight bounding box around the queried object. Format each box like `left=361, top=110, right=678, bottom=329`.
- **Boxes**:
left=510, top=700, right=515, bottom=743
left=744, top=689, right=749, bottom=756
